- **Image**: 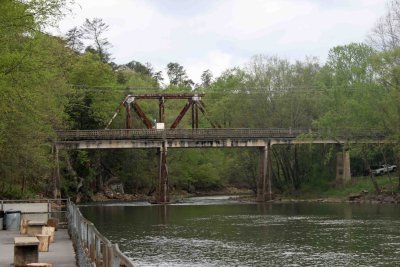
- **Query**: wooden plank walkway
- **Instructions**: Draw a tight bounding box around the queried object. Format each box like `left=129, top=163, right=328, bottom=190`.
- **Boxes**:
left=0, top=229, right=76, bottom=267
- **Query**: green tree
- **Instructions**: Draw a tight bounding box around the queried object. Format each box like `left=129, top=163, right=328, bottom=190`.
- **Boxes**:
left=200, top=69, right=213, bottom=87
left=166, top=62, right=194, bottom=88
left=81, top=18, right=112, bottom=63
left=0, top=0, right=72, bottom=198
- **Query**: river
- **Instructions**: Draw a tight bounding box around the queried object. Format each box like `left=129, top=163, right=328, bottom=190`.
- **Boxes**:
left=80, top=196, right=400, bottom=266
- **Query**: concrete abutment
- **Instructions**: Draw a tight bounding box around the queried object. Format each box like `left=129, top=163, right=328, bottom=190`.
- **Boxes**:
left=336, top=149, right=351, bottom=185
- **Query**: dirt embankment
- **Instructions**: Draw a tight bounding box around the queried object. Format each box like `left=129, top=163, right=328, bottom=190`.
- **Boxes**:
left=80, top=186, right=400, bottom=204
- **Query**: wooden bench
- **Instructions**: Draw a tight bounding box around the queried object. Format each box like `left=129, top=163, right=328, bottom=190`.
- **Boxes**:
left=14, top=237, right=39, bottom=267
left=35, top=234, right=50, bottom=252
left=27, top=221, right=46, bottom=236
left=42, top=226, right=55, bottom=243
left=46, top=218, right=59, bottom=231
left=27, top=263, right=52, bottom=267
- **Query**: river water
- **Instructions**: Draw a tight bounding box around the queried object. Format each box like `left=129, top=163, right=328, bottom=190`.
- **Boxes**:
left=80, top=196, right=400, bottom=266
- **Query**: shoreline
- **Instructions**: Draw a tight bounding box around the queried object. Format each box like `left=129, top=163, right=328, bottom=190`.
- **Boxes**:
left=86, top=189, right=400, bottom=205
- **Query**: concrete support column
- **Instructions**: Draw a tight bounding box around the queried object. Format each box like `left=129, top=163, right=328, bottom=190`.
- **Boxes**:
left=336, top=149, right=351, bottom=185
left=257, top=142, right=273, bottom=201
left=156, top=142, right=169, bottom=203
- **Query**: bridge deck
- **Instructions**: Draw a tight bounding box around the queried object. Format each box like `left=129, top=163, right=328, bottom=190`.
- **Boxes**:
left=57, top=128, right=308, bottom=140
left=55, top=128, right=385, bottom=149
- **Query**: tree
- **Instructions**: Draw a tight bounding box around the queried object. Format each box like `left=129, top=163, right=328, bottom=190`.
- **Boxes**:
left=368, top=0, right=400, bottom=51
left=0, top=0, right=72, bottom=198
left=200, top=69, right=213, bottom=87
left=322, top=43, right=376, bottom=87
left=65, top=51, right=116, bottom=129
left=166, top=62, right=194, bottom=88
left=65, top=26, right=84, bottom=52
left=125, top=60, right=152, bottom=76
left=80, top=18, right=111, bottom=62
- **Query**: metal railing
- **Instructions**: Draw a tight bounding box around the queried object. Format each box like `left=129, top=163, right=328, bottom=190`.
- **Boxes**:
left=56, top=128, right=311, bottom=141
left=68, top=201, right=134, bottom=267
left=0, top=198, right=68, bottom=224
left=56, top=128, right=386, bottom=142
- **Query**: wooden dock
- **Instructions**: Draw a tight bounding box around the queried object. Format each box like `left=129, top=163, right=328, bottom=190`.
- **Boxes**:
left=0, top=229, right=76, bottom=267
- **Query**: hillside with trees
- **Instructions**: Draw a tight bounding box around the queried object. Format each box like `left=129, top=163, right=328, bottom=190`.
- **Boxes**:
left=1, top=0, right=400, bottom=201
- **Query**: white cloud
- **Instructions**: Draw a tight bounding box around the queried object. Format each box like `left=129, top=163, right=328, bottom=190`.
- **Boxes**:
left=55, top=0, right=387, bottom=84
left=185, top=50, right=243, bottom=85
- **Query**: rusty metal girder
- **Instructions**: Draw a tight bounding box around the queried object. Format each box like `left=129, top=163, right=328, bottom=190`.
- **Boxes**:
left=105, top=95, right=130, bottom=129
left=198, top=101, right=221, bottom=128
left=156, top=144, right=169, bottom=203
left=128, top=93, right=205, bottom=100
left=191, top=103, right=195, bottom=129
left=159, top=97, right=165, bottom=123
left=132, top=102, right=153, bottom=129
left=126, top=104, right=132, bottom=129
left=195, top=103, right=199, bottom=129
left=170, top=101, right=192, bottom=129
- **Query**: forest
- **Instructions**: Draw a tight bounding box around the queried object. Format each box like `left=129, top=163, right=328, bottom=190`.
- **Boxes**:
left=1, top=0, right=400, bottom=200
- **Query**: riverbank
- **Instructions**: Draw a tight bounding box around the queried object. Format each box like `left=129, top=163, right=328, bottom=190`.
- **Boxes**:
left=86, top=186, right=253, bottom=203
left=83, top=174, right=400, bottom=204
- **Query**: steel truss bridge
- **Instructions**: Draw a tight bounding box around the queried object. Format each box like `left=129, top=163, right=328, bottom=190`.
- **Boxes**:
left=53, top=93, right=388, bottom=203
left=55, top=128, right=385, bottom=202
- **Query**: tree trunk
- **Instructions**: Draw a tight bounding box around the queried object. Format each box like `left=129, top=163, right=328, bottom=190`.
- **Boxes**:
left=381, top=147, right=394, bottom=195
left=397, top=155, right=400, bottom=190
left=364, top=158, right=381, bottom=194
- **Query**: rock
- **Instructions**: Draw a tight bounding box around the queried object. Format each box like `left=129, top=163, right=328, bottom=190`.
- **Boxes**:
left=382, top=196, right=395, bottom=203
left=348, top=194, right=362, bottom=201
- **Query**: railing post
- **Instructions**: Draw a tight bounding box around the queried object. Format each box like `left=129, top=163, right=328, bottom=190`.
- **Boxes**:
left=101, top=241, right=108, bottom=267
left=96, top=237, right=102, bottom=266
left=107, top=243, right=120, bottom=267
left=88, top=226, right=95, bottom=261
left=47, top=199, right=51, bottom=221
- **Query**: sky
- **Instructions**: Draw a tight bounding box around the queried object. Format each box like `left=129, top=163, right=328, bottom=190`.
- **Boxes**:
left=54, top=0, right=387, bottom=84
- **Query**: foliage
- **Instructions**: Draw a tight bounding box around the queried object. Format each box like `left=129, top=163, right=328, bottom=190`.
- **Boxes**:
left=2, top=0, right=400, bottom=200
left=166, top=62, right=194, bottom=88
left=0, top=0, right=73, bottom=198
left=80, top=18, right=112, bottom=62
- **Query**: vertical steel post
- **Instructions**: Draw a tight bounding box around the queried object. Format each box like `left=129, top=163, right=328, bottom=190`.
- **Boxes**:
left=191, top=100, right=195, bottom=129
left=125, top=103, right=132, bottom=129
left=195, top=102, right=199, bottom=129
left=157, top=142, right=169, bottom=203
left=159, top=97, right=165, bottom=123
left=267, top=142, right=273, bottom=200
left=257, top=142, right=272, bottom=201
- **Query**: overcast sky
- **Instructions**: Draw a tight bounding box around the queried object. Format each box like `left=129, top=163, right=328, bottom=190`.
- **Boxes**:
left=55, top=0, right=387, bottom=84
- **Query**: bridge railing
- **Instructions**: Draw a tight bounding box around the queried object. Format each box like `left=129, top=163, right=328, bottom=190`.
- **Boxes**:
left=56, top=128, right=312, bottom=141
left=56, top=128, right=386, bottom=142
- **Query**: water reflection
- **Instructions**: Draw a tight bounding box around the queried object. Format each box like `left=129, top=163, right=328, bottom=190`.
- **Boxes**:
left=81, top=199, right=400, bottom=267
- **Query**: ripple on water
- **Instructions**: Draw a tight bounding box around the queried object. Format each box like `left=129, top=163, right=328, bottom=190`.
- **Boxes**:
left=82, top=202, right=400, bottom=267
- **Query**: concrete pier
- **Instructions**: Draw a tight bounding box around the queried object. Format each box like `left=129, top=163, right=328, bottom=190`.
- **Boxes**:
left=0, top=229, right=76, bottom=267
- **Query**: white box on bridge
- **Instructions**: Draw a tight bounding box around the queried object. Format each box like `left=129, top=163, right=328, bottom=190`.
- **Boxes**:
left=156, top=123, right=165, bottom=129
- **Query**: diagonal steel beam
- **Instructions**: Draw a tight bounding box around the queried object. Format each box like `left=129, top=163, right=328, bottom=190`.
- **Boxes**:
left=105, top=95, right=130, bottom=129
left=198, top=100, right=221, bottom=128
left=132, top=102, right=154, bottom=129
left=170, top=101, right=193, bottom=129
